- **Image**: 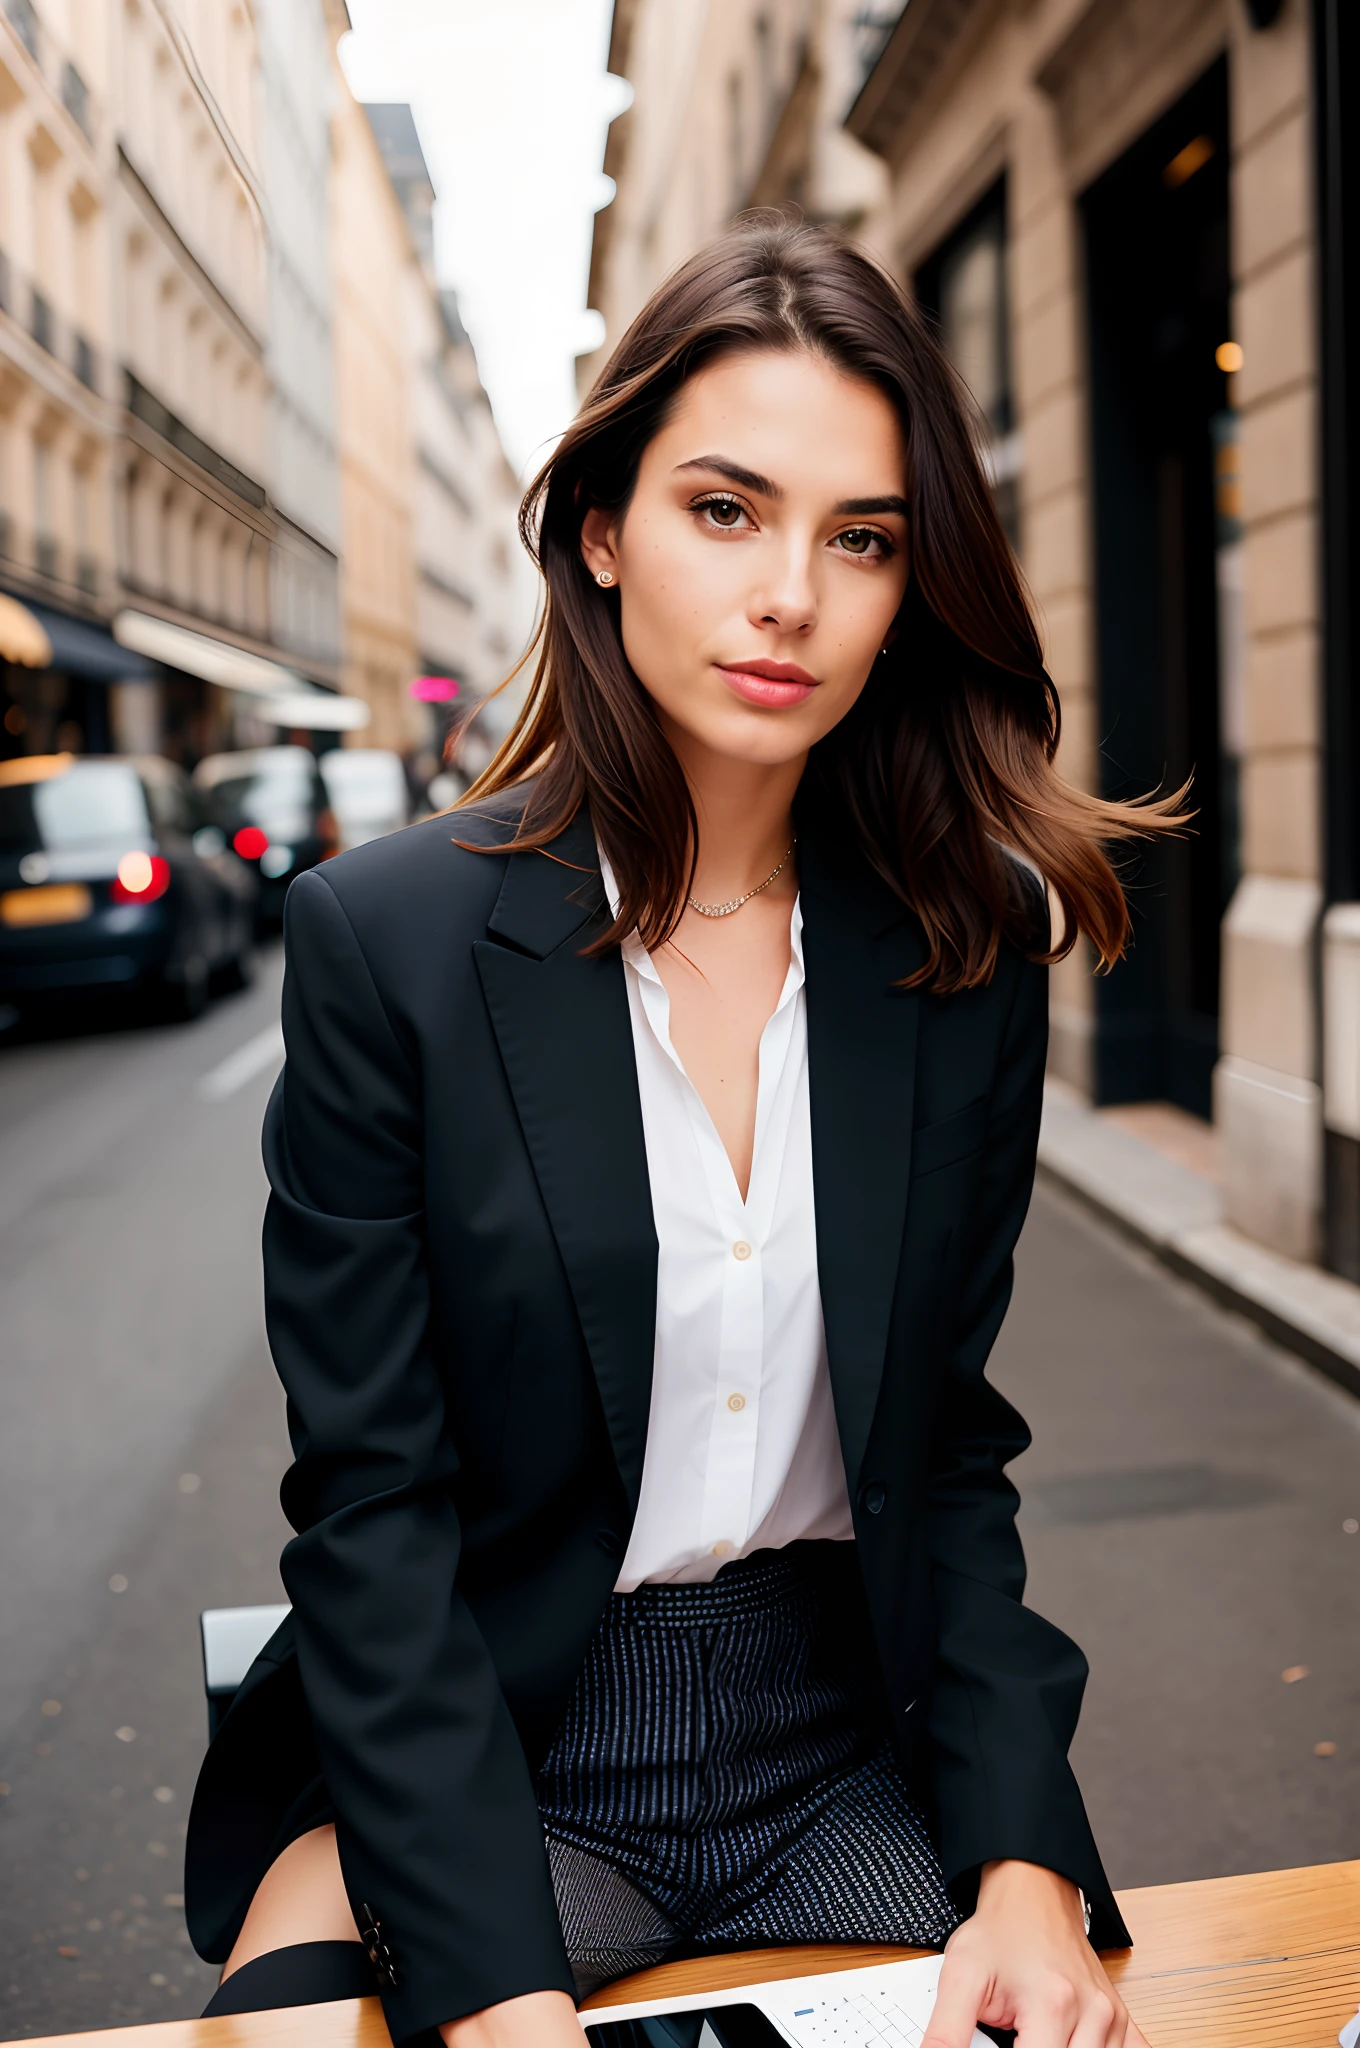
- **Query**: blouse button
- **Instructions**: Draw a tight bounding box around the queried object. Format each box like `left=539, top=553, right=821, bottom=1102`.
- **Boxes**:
left=712, top=1541, right=731, bottom=1558
left=732, top=1240, right=752, bottom=1260
left=727, top=1392, right=746, bottom=1413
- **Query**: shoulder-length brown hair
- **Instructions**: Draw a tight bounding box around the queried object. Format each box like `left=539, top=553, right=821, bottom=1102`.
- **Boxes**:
left=462, top=214, right=1180, bottom=991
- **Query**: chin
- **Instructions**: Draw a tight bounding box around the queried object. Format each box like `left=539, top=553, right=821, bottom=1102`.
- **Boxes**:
left=685, top=709, right=824, bottom=768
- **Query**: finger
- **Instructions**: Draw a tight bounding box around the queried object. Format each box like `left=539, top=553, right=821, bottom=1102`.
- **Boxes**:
left=1123, top=2020, right=1153, bottom=2048
left=921, top=1961, right=990, bottom=2048
left=1066, top=1987, right=1118, bottom=2048
left=1011, top=1984, right=1078, bottom=2048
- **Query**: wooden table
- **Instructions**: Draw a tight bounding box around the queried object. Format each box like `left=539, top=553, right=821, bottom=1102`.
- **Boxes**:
left=9, top=1861, right=1359, bottom=2048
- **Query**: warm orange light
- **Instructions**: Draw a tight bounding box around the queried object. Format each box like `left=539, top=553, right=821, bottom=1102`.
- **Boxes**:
left=1, top=884, right=92, bottom=927
left=0, top=752, right=74, bottom=787
left=1216, top=341, right=1244, bottom=373
left=1163, top=134, right=1215, bottom=189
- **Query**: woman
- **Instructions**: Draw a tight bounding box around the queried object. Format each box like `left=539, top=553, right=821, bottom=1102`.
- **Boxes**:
left=186, top=218, right=1173, bottom=2047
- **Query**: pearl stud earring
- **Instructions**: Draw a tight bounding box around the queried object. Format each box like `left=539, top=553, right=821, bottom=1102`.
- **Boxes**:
left=596, top=570, right=615, bottom=586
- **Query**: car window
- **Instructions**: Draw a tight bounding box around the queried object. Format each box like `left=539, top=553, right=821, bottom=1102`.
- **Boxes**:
left=140, top=770, right=192, bottom=836
left=199, top=755, right=319, bottom=832
left=0, top=761, right=151, bottom=853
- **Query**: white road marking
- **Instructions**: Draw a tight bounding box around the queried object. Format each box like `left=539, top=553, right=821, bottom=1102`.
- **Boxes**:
left=197, top=1022, right=285, bottom=1102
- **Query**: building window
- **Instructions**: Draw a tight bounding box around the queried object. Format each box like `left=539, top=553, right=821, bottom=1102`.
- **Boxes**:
left=6, top=0, right=40, bottom=63
left=73, top=463, right=97, bottom=594
left=33, top=437, right=53, bottom=550
left=62, top=60, right=93, bottom=140
left=728, top=72, right=745, bottom=211
left=914, top=179, right=1019, bottom=545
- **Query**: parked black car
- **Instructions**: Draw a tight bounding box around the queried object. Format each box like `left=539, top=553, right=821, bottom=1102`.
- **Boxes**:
left=192, top=746, right=336, bottom=924
left=0, top=752, right=256, bottom=1020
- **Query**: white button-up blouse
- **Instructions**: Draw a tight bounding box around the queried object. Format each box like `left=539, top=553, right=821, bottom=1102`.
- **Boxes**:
left=600, top=858, right=855, bottom=1591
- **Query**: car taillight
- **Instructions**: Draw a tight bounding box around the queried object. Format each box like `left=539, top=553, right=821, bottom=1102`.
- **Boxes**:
left=111, top=852, right=171, bottom=904
left=233, top=825, right=269, bottom=859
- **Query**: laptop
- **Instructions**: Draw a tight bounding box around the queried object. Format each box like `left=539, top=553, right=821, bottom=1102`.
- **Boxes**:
left=580, top=1954, right=990, bottom=2046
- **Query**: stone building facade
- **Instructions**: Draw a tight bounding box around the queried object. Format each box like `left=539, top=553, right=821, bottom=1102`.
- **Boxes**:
left=365, top=105, right=522, bottom=710
left=256, top=0, right=342, bottom=687
left=0, top=0, right=125, bottom=751
left=2, top=0, right=525, bottom=783
left=587, top=0, right=1359, bottom=1279
left=110, top=0, right=280, bottom=759
left=579, top=0, right=885, bottom=396
left=328, top=72, right=420, bottom=756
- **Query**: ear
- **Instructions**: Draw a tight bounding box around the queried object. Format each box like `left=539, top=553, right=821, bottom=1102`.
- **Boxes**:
left=580, top=505, right=620, bottom=585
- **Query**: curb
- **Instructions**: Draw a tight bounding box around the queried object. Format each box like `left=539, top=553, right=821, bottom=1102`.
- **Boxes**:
left=1036, top=1084, right=1360, bottom=1402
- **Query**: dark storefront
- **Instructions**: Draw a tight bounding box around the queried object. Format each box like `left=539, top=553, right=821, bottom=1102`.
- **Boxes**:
left=0, top=597, right=152, bottom=763
left=1082, top=59, right=1235, bottom=1119
left=1316, top=0, right=1360, bottom=1279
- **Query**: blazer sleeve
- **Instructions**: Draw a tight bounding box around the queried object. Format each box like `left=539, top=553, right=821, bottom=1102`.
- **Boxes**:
left=262, top=868, right=575, bottom=2037
left=923, top=952, right=1130, bottom=1949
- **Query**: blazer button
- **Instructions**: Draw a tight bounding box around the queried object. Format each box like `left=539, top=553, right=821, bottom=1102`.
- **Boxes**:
left=594, top=1527, right=625, bottom=1558
left=359, top=1905, right=399, bottom=1990
left=860, top=1481, right=887, bottom=1516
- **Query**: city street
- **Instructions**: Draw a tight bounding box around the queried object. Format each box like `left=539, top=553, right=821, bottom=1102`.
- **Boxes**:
left=1, top=976, right=1358, bottom=2036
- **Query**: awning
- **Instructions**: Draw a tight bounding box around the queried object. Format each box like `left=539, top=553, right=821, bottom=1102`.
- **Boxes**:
left=0, top=595, right=52, bottom=667
left=30, top=603, right=153, bottom=681
left=112, top=609, right=305, bottom=697
left=0, top=595, right=155, bottom=679
left=262, top=689, right=371, bottom=732
left=111, top=612, right=371, bottom=730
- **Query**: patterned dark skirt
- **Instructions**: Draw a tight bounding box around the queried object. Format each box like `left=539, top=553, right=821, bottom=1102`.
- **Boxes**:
left=537, top=1544, right=958, bottom=1996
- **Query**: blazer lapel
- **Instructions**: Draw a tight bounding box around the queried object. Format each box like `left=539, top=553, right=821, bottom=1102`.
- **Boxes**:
left=800, top=831, right=921, bottom=1492
left=472, top=807, right=658, bottom=1511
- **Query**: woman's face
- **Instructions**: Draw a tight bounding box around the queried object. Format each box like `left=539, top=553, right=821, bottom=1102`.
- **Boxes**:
left=580, top=347, right=911, bottom=771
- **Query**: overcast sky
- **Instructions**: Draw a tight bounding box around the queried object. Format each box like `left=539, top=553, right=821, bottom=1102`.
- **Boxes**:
left=339, top=0, right=625, bottom=476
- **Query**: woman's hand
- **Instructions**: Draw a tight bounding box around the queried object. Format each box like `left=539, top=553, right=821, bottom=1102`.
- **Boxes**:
left=923, top=1860, right=1150, bottom=2048
left=440, top=1990, right=583, bottom=2048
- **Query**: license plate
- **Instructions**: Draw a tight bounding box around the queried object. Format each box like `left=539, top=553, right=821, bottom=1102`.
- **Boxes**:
left=1, top=883, right=94, bottom=927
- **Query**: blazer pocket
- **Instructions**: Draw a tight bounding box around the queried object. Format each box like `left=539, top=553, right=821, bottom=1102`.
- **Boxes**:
left=910, top=1095, right=989, bottom=1178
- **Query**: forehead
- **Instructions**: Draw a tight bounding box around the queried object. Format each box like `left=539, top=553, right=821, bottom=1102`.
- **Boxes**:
left=651, top=347, right=907, bottom=497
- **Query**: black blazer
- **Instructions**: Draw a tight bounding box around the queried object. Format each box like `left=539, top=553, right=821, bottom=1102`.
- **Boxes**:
left=185, top=790, right=1128, bottom=2040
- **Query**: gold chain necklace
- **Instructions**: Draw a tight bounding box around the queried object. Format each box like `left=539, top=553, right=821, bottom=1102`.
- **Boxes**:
left=686, top=839, right=796, bottom=919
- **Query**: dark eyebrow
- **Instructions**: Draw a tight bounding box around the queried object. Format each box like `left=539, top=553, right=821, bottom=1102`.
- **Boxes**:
left=674, top=455, right=783, bottom=498
left=833, top=495, right=910, bottom=518
left=675, top=459, right=908, bottom=521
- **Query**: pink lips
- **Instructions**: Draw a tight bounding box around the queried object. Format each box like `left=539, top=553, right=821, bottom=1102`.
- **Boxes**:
left=717, top=659, right=819, bottom=709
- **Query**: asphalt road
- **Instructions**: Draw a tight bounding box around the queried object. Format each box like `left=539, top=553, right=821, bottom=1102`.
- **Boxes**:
left=0, top=969, right=1356, bottom=2035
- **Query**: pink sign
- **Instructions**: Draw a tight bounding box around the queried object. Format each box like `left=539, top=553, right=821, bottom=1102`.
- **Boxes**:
left=410, top=675, right=460, bottom=702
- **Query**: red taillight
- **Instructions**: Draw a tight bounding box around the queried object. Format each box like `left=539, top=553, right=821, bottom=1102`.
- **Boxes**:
left=110, top=852, right=171, bottom=905
left=233, top=825, right=269, bottom=859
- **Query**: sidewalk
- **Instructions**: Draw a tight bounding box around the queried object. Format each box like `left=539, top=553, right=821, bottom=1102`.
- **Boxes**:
left=1037, top=1080, right=1360, bottom=1401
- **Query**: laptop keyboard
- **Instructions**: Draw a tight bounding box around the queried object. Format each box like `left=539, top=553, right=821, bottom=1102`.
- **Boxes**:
left=782, top=1986, right=926, bottom=2045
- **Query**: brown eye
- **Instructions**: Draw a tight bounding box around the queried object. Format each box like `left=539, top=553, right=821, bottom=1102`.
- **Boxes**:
left=698, top=495, right=746, bottom=528
left=835, top=527, right=891, bottom=559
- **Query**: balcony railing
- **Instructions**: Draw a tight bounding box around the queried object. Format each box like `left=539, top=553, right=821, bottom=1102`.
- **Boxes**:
left=5, top=0, right=39, bottom=63
left=0, top=258, right=102, bottom=395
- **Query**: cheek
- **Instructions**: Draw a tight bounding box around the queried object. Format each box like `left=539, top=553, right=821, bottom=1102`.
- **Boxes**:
left=615, top=523, right=728, bottom=672
left=821, top=569, right=907, bottom=677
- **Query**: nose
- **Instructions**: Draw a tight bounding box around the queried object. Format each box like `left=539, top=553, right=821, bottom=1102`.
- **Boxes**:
left=749, top=533, right=818, bottom=637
